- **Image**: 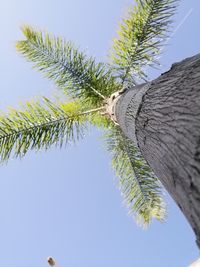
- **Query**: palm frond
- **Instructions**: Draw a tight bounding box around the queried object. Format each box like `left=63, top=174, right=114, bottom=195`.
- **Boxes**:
left=16, top=26, right=120, bottom=106
left=88, top=112, right=113, bottom=129
left=110, top=0, right=179, bottom=86
left=0, top=98, right=90, bottom=162
left=105, top=126, right=166, bottom=226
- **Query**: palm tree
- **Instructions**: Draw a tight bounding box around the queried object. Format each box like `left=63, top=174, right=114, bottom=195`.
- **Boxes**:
left=0, top=0, right=183, bottom=231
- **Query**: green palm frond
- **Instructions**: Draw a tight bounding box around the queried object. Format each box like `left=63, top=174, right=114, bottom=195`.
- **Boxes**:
left=88, top=111, right=113, bottom=129
left=110, top=0, right=179, bottom=86
left=0, top=98, right=93, bottom=162
left=16, top=26, right=120, bottom=106
left=105, top=126, right=166, bottom=226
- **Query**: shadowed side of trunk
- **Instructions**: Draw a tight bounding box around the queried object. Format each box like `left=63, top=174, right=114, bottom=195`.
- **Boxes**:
left=115, top=54, right=200, bottom=247
left=136, top=54, right=200, bottom=247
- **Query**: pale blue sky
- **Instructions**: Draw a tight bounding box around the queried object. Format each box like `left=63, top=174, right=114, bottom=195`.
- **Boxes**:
left=0, top=1, right=200, bottom=267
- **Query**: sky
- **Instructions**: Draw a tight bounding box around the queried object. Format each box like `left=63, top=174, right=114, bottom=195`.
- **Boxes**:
left=0, top=1, right=200, bottom=267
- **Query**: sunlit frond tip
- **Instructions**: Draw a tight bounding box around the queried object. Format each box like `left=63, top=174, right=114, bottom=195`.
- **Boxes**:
left=16, top=25, right=119, bottom=106
left=105, top=127, right=166, bottom=226
left=0, top=98, right=88, bottom=163
left=110, top=0, right=180, bottom=85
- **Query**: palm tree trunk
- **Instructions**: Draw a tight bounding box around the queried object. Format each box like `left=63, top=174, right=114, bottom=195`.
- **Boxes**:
left=115, top=54, right=200, bottom=247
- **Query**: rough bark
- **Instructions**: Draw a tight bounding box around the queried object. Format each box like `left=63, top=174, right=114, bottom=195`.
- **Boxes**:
left=116, top=54, right=200, bottom=247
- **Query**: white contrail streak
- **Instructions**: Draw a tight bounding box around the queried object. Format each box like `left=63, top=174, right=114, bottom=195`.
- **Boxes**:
left=169, top=8, right=193, bottom=41
left=158, top=8, right=193, bottom=60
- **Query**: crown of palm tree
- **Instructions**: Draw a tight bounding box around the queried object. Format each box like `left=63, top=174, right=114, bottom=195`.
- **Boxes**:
left=0, top=0, right=179, bottom=226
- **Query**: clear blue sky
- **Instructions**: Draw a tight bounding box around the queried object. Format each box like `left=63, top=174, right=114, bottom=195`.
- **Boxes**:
left=0, top=1, right=200, bottom=267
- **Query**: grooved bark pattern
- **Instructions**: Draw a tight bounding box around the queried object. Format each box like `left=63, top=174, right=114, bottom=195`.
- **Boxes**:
left=135, top=54, right=200, bottom=247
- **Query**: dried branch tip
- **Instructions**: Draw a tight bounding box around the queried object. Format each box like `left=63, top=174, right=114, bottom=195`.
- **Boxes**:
left=47, top=257, right=56, bottom=266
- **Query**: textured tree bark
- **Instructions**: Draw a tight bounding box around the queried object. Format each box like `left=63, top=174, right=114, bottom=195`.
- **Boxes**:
left=115, top=54, right=200, bottom=247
